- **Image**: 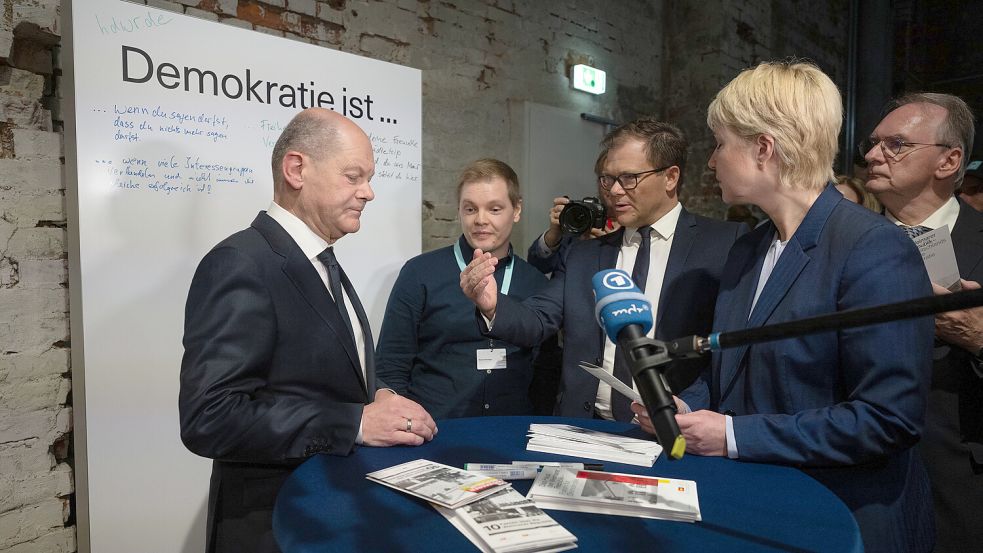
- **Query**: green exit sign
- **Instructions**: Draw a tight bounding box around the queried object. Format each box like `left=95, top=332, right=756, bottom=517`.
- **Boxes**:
left=572, top=64, right=606, bottom=95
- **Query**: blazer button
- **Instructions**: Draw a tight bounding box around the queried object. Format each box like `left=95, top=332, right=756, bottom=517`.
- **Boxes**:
left=723, top=410, right=736, bottom=417
left=583, top=401, right=591, bottom=412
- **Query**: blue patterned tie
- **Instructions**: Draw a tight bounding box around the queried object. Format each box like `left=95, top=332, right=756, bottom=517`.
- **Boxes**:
left=901, top=225, right=932, bottom=239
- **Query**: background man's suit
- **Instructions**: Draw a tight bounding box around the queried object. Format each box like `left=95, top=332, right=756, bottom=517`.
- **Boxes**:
left=180, top=212, right=377, bottom=553
left=487, top=207, right=744, bottom=416
left=918, top=199, right=983, bottom=552
left=680, top=187, right=935, bottom=553
left=526, top=234, right=573, bottom=275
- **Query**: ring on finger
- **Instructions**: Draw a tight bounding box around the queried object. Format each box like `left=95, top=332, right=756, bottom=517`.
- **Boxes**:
left=405, top=418, right=413, bottom=432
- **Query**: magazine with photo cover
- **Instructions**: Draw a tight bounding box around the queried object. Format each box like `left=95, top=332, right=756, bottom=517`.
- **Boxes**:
left=367, top=459, right=510, bottom=509
left=434, top=487, right=578, bottom=553
left=526, top=467, right=700, bottom=522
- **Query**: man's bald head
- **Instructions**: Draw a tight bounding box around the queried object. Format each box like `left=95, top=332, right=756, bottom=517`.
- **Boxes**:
left=271, top=108, right=368, bottom=193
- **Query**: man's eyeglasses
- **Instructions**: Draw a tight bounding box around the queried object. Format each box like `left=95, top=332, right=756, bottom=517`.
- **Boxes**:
left=598, top=165, right=672, bottom=190
left=858, top=136, right=951, bottom=159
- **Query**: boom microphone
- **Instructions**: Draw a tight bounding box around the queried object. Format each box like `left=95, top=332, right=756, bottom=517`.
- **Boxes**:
left=666, top=287, right=983, bottom=357
left=592, top=269, right=686, bottom=460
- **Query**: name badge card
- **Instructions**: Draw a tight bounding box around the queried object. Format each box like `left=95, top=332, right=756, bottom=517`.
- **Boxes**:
left=477, top=349, right=507, bottom=370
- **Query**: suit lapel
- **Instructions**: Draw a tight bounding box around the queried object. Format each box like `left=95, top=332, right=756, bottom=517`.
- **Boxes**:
left=656, top=208, right=697, bottom=335
left=252, top=213, right=366, bottom=389
left=339, top=268, right=374, bottom=396
left=718, top=185, right=841, bottom=404
left=598, top=229, right=623, bottom=272
left=716, top=226, right=774, bottom=403
left=594, top=229, right=625, bottom=355
left=952, top=200, right=983, bottom=277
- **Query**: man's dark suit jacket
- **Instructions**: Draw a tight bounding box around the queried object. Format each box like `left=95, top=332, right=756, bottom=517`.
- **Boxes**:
left=486, top=206, right=745, bottom=416
left=918, top=199, right=983, bottom=552
left=179, top=212, right=377, bottom=553
left=526, top=234, right=574, bottom=274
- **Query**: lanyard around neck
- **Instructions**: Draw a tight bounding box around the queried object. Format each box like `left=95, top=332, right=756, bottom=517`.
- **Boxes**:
left=454, top=240, right=514, bottom=295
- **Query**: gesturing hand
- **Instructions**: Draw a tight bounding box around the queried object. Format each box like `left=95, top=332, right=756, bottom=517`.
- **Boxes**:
left=460, top=249, right=499, bottom=319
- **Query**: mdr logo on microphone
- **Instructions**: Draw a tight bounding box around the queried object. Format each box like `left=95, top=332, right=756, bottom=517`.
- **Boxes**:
left=592, top=269, right=654, bottom=335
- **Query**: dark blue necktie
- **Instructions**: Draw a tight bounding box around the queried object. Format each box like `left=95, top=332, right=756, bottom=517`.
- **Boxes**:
left=612, top=226, right=652, bottom=422
left=316, top=246, right=377, bottom=396
left=317, top=246, right=355, bottom=343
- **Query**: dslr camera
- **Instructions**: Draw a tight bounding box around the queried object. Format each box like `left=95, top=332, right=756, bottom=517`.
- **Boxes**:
left=559, top=197, right=607, bottom=235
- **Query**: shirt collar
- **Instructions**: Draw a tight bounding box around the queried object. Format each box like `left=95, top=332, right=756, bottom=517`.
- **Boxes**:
left=458, top=234, right=513, bottom=265
left=885, top=196, right=960, bottom=231
left=623, top=202, right=682, bottom=245
left=267, top=201, right=330, bottom=262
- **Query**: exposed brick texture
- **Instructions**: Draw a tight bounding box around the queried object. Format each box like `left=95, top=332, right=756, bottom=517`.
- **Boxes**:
left=0, top=1, right=850, bottom=551
left=663, top=0, right=849, bottom=218
left=1, top=2, right=73, bottom=551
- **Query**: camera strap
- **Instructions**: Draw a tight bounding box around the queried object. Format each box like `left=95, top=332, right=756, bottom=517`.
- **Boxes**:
left=454, top=240, right=515, bottom=295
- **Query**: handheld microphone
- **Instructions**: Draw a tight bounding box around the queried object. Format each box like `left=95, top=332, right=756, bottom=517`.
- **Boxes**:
left=592, top=269, right=686, bottom=460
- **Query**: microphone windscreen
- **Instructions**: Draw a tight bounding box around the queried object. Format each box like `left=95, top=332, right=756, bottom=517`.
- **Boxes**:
left=592, top=269, right=653, bottom=341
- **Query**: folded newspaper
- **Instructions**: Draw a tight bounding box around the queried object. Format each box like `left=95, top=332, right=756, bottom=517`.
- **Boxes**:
left=527, top=466, right=701, bottom=522
left=366, top=459, right=510, bottom=509
left=526, top=424, right=662, bottom=467
left=434, top=487, right=578, bottom=553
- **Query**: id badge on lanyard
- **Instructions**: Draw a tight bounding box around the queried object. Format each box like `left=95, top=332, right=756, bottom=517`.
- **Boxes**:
left=456, top=241, right=514, bottom=372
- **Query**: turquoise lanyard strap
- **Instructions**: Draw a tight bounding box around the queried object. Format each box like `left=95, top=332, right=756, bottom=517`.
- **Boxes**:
left=454, top=241, right=514, bottom=295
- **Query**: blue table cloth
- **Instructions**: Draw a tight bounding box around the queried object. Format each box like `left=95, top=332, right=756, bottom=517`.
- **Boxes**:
left=274, top=416, right=862, bottom=552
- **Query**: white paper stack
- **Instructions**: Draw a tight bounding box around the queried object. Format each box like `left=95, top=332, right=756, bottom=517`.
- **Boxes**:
left=366, top=459, right=510, bottom=509
left=526, top=424, right=662, bottom=467
left=527, top=466, right=701, bottom=523
left=434, top=487, right=578, bottom=553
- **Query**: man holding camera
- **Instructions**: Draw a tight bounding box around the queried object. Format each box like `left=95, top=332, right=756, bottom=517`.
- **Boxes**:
left=527, top=152, right=618, bottom=275
left=462, top=118, right=745, bottom=421
left=526, top=195, right=617, bottom=274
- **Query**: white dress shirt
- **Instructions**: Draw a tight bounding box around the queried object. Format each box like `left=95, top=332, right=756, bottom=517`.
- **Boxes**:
left=885, top=195, right=960, bottom=233
left=595, top=203, right=682, bottom=420
left=266, top=202, right=369, bottom=441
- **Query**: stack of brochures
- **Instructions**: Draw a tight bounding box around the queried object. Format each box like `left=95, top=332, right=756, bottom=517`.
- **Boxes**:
left=366, top=459, right=511, bottom=509
left=434, top=487, right=578, bottom=553
left=368, top=459, right=577, bottom=552
left=526, top=424, right=663, bottom=467
left=464, top=462, right=604, bottom=480
left=527, top=466, right=701, bottom=523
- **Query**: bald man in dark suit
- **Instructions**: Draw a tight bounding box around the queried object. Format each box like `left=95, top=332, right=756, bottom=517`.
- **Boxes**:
left=179, top=108, right=436, bottom=553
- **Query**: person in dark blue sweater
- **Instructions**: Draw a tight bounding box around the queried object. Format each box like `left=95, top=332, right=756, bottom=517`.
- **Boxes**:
left=376, top=159, right=548, bottom=419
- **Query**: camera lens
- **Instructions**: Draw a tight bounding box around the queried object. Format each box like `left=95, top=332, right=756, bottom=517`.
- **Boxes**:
left=559, top=204, right=591, bottom=235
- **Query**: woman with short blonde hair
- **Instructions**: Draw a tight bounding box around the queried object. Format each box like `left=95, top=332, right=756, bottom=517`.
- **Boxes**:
left=659, top=61, right=936, bottom=553
left=707, top=61, right=841, bottom=192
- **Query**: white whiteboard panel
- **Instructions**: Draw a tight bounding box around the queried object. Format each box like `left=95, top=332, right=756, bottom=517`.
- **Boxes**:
left=512, top=102, right=607, bottom=252
left=64, top=1, right=421, bottom=551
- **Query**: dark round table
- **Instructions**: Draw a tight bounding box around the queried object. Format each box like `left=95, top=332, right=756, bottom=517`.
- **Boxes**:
left=274, top=416, right=861, bottom=552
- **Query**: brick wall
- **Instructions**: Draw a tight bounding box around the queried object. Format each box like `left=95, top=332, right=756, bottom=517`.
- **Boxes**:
left=0, top=1, right=848, bottom=551
left=664, top=0, right=849, bottom=218
left=1, top=0, right=76, bottom=550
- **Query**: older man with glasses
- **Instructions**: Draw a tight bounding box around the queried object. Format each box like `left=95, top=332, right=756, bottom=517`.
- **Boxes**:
left=461, top=118, right=746, bottom=422
left=862, top=92, right=983, bottom=553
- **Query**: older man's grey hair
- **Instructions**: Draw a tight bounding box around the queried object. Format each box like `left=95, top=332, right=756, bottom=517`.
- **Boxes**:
left=888, top=92, right=976, bottom=185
